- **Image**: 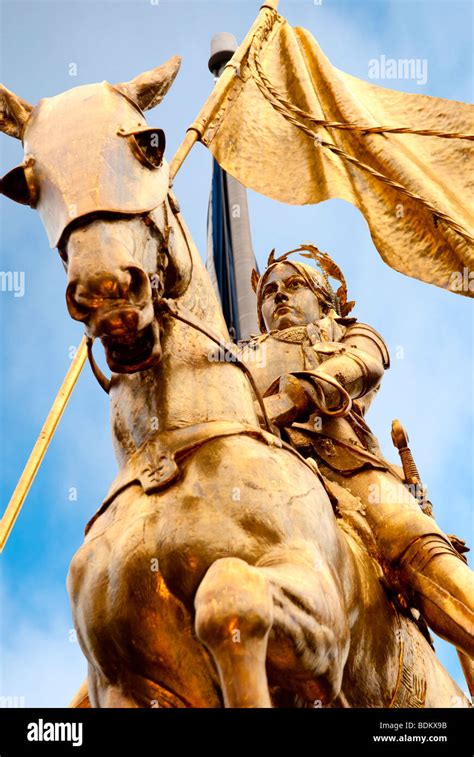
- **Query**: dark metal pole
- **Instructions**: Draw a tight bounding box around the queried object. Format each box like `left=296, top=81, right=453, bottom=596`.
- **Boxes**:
left=207, top=33, right=259, bottom=342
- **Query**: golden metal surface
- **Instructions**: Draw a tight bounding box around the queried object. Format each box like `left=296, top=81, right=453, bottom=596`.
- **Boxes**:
left=0, top=1, right=281, bottom=550
left=0, top=0, right=472, bottom=707
left=244, top=257, right=474, bottom=693
left=204, top=10, right=474, bottom=296
left=169, top=0, right=280, bottom=180
left=22, top=81, right=171, bottom=248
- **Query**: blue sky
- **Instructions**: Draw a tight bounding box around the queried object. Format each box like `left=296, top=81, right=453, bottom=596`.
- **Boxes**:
left=0, top=0, right=472, bottom=706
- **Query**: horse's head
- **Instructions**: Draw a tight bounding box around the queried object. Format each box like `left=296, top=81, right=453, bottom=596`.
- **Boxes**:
left=0, top=57, right=190, bottom=373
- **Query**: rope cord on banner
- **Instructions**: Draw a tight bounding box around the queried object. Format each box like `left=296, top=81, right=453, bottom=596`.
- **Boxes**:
left=247, top=14, right=474, bottom=246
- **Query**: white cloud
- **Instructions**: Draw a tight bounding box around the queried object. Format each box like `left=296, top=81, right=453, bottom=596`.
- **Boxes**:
left=0, top=587, right=86, bottom=708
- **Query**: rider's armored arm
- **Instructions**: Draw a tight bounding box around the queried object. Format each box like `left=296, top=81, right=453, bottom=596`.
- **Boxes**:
left=259, top=323, right=390, bottom=425
left=298, top=323, right=390, bottom=414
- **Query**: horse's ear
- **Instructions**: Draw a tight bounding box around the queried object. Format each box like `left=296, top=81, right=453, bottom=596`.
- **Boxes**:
left=0, top=84, right=33, bottom=139
left=1, top=164, right=33, bottom=205
left=115, top=56, right=182, bottom=112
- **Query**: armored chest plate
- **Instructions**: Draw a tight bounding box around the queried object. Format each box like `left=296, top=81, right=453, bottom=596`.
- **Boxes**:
left=240, top=332, right=309, bottom=396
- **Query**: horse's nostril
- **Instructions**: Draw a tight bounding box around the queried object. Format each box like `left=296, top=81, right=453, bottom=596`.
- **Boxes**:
left=126, top=266, right=151, bottom=303
left=66, top=268, right=149, bottom=324
left=66, top=282, right=90, bottom=321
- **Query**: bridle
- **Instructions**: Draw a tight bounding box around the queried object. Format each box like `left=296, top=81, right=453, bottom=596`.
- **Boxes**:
left=81, top=194, right=275, bottom=433
left=83, top=194, right=352, bottom=434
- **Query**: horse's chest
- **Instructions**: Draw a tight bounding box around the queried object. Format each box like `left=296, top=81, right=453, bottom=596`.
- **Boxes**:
left=71, top=483, right=267, bottom=618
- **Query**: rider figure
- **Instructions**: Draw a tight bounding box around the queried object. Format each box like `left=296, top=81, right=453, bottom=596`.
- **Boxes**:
left=240, top=245, right=474, bottom=668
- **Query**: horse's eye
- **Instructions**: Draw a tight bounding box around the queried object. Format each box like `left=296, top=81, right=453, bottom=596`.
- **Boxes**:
left=127, top=128, right=166, bottom=169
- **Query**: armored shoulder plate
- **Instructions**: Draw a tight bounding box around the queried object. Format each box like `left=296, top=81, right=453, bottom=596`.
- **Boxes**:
left=343, top=322, right=390, bottom=369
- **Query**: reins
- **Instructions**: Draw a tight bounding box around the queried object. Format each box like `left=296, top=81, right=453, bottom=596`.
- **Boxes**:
left=84, top=197, right=351, bottom=434
left=83, top=197, right=274, bottom=434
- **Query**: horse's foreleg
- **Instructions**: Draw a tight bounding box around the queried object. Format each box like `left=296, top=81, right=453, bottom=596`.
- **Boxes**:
left=195, top=557, right=274, bottom=708
left=259, top=556, right=352, bottom=706
left=85, top=667, right=141, bottom=708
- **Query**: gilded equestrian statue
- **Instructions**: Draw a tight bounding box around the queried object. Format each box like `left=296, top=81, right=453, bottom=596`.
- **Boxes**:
left=0, top=60, right=470, bottom=707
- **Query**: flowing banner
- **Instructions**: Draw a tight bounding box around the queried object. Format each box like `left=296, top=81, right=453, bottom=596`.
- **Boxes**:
left=201, top=10, right=474, bottom=296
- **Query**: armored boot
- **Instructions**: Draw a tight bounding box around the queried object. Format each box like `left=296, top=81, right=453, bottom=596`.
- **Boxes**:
left=397, top=533, right=474, bottom=658
left=370, top=503, right=474, bottom=660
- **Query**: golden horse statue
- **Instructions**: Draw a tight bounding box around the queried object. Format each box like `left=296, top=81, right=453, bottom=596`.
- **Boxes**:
left=0, top=60, right=469, bottom=708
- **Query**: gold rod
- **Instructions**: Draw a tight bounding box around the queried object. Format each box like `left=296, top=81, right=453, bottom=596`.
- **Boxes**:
left=0, top=0, right=281, bottom=552
left=169, top=0, right=279, bottom=179
left=0, top=337, right=88, bottom=552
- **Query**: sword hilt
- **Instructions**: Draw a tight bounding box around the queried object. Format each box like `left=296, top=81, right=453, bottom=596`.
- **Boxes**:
left=391, top=419, right=432, bottom=516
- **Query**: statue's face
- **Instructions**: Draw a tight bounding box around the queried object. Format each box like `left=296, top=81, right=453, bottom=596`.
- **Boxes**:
left=261, top=263, right=321, bottom=331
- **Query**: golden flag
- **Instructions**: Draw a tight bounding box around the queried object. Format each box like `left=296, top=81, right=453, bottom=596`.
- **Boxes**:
left=202, top=10, right=474, bottom=296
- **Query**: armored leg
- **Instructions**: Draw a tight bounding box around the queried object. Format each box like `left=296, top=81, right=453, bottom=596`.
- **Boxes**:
left=398, top=535, right=474, bottom=658
left=321, top=467, right=474, bottom=660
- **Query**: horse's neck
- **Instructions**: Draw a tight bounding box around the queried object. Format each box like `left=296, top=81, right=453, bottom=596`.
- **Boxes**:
left=109, top=200, right=259, bottom=467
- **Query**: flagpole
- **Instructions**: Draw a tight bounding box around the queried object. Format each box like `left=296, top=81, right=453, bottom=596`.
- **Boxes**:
left=207, top=32, right=260, bottom=341
left=0, top=0, right=280, bottom=552
left=169, top=0, right=280, bottom=179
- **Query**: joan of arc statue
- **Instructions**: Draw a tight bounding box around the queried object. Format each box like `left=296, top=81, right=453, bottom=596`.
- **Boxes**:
left=239, top=245, right=474, bottom=666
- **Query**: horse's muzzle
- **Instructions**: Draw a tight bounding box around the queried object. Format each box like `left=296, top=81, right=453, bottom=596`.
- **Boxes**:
left=76, top=298, right=162, bottom=374
left=101, top=313, right=162, bottom=374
